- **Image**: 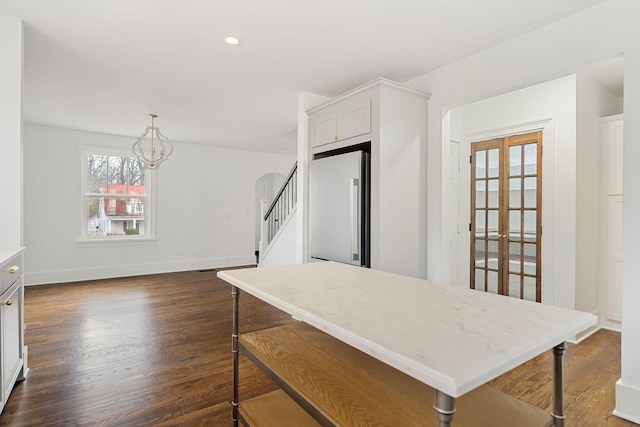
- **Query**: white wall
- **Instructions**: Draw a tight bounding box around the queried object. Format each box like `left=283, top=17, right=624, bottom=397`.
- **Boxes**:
left=405, top=0, right=640, bottom=421
left=23, top=124, right=295, bottom=284
left=377, top=83, right=429, bottom=278
left=0, top=16, right=23, bottom=248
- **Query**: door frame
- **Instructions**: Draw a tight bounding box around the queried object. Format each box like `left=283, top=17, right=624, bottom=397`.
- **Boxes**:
left=459, top=118, right=555, bottom=304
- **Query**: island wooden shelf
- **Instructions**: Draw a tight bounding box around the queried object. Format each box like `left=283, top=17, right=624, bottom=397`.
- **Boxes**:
left=238, top=389, right=322, bottom=427
left=238, top=322, right=553, bottom=427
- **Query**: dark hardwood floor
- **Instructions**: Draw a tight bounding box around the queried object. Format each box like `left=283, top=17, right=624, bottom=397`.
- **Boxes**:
left=0, top=270, right=636, bottom=426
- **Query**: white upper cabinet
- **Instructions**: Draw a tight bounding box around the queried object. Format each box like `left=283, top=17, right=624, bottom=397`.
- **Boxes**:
left=310, top=99, right=371, bottom=147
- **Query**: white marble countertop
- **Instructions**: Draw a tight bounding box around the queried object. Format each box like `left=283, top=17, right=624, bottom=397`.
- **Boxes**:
left=218, top=261, right=597, bottom=397
left=0, top=247, right=24, bottom=265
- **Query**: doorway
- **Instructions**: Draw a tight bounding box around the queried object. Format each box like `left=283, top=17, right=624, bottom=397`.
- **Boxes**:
left=470, top=131, right=542, bottom=302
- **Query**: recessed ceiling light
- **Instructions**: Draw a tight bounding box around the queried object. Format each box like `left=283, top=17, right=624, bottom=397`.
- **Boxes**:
left=224, top=36, right=242, bottom=46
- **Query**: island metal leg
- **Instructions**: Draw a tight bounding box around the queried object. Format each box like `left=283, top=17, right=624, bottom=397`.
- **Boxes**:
left=231, top=286, right=240, bottom=427
left=434, top=390, right=456, bottom=427
left=551, top=342, right=567, bottom=426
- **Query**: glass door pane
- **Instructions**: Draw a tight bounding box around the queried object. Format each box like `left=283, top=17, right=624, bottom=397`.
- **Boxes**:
left=470, top=140, right=503, bottom=296
left=505, top=133, right=541, bottom=302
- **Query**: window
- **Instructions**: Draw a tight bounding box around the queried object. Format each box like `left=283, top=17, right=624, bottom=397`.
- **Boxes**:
left=81, top=149, right=154, bottom=241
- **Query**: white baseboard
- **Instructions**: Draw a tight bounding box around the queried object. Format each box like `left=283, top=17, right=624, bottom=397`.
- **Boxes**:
left=567, top=309, right=601, bottom=344
left=601, top=318, right=622, bottom=333
left=569, top=324, right=602, bottom=345
left=601, top=323, right=622, bottom=333
left=24, top=256, right=256, bottom=285
left=614, top=380, right=640, bottom=423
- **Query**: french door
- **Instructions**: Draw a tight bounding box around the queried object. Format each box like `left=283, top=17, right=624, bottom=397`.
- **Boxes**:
left=470, top=131, right=542, bottom=302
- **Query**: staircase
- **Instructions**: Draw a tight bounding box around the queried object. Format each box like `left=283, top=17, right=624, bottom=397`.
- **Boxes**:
left=258, top=162, right=297, bottom=266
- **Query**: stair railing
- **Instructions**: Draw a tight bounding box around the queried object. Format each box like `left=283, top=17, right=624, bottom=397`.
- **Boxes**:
left=261, top=162, right=297, bottom=251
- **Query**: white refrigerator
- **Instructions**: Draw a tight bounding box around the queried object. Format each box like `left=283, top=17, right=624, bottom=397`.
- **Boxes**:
left=309, top=150, right=369, bottom=267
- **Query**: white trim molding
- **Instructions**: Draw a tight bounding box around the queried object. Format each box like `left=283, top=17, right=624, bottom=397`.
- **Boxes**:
left=614, top=380, right=640, bottom=423
left=24, top=256, right=255, bottom=286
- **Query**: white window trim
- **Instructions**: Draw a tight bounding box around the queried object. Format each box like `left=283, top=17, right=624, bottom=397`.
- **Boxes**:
left=78, top=146, right=157, bottom=245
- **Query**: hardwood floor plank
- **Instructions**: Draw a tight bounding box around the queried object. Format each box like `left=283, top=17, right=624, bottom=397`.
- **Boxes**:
left=0, top=270, right=636, bottom=426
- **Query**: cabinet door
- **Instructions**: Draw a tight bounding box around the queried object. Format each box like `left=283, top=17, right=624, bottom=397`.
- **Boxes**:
left=607, top=196, right=623, bottom=322
left=607, top=120, right=624, bottom=195
left=336, top=100, right=371, bottom=142
left=310, top=113, right=338, bottom=147
left=2, top=279, right=23, bottom=399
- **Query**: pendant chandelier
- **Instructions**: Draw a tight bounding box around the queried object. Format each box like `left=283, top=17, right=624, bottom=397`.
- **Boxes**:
left=132, top=113, right=173, bottom=170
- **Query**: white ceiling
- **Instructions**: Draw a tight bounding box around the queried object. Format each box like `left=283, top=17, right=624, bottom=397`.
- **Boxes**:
left=1, top=0, right=609, bottom=154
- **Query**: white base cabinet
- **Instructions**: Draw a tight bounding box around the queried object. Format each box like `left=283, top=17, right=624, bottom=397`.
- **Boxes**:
left=0, top=248, right=26, bottom=414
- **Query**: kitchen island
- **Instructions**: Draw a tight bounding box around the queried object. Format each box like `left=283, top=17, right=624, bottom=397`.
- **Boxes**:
left=218, top=261, right=596, bottom=426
